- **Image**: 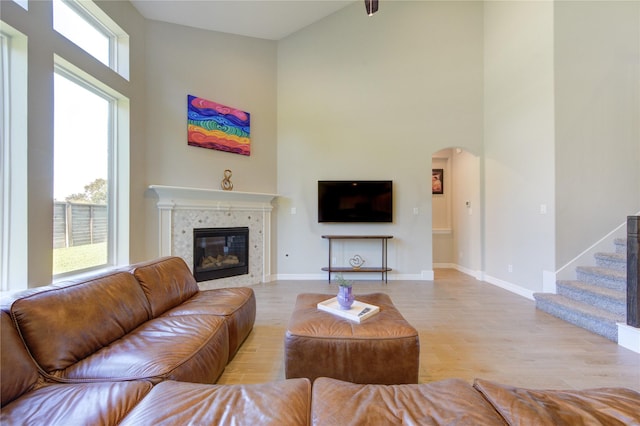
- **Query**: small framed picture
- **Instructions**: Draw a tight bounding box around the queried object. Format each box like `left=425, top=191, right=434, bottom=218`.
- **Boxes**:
left=432, top=169, right=443, bottom=194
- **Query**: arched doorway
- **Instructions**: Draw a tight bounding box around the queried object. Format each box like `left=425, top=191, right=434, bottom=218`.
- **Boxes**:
left=431, top=148, right=482, bottom=278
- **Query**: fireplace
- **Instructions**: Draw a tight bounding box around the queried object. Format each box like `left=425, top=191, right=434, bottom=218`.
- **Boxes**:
left=149, top=185, right=278, bottom=284
left=193, top=227, right=249, bottom=282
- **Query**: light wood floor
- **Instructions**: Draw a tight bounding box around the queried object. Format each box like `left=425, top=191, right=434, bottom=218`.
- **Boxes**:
left=217, top=269, right=640, bottom=391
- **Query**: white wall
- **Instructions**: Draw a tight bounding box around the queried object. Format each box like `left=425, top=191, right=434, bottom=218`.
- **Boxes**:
left=452, top=149, right=482, bottom=277
left=483, top=1, right=556, bottom=293
left=554, top=1, right=640, bottom=268
left=141, top=21, right=278, bottom=260
left=277, top=1, right=484, bottom=279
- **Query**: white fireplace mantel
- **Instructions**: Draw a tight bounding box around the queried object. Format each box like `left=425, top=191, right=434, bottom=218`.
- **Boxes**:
left=149, top=185, right=278, bottom=211
left=148, top=185, right=279, bottom=283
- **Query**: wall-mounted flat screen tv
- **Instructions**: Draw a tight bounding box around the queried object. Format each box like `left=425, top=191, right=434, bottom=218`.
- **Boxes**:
left=318, top=180, right=393, bottom=223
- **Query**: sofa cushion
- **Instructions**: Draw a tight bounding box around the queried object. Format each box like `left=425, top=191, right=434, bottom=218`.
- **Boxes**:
left=59, top=315, right=229, bottom=384
left=119, top=379, right=311, bottom=426
left=311, top=377, right=507, bottom=425
left=473, top=378, right=640, bottom=426
left=0, top=381, right=153, bottom=425
left=1, top=311, right=40, bottom=407
left=9, top=271, right=151, bottom=375
left=131, top=256, right=199, bottom=317
left=163, top=287, right=256, bottom=358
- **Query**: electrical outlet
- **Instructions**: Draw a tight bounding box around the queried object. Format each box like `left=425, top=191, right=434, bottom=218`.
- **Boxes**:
left=508, top=264, right=513, bottom=273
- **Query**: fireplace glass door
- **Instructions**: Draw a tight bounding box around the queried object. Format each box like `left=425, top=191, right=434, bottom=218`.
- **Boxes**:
left=193, top=227, right=249, bottom=281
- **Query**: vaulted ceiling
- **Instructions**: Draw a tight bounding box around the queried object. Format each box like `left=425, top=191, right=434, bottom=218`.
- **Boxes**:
left=129, top=1, right=356, bottom=40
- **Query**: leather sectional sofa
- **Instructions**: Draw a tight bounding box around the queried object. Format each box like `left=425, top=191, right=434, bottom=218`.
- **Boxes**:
left=2, top=256, right=256, bottom=385
left=2, top=256, right=639, bottom=425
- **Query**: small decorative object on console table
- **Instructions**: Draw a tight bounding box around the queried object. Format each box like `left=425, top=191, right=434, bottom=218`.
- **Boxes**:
left=349, top=255, right=365, bottom=270
left=336, top=274, right=355, bottom=309
left=221, top=169, right=233, bottom=191
left=317, top=297, right=380, bottom=323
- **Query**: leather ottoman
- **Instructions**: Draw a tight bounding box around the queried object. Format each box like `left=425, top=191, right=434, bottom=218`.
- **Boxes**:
left=284, top=293, right=419, bottom=384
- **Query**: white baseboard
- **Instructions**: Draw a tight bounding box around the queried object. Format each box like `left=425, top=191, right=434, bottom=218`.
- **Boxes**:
left=262, top=274, right=278, bottom=283
left=420, top=270, right=434, bottom=280
left=617, top=323, right=640, bottom=353
left=274, top=272, right=433, bottom=281
left=453, top=264, right=482, bottom=280
left=276, top=273, right=327, bottom=281
left=274, top=268, right=544, bottom=300
left=483, top=274, right=535, bottom=300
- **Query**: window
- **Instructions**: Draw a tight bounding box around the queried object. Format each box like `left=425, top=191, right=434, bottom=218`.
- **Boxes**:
left=0, top=31, right=8, bottom=290
left=53, top=69, right=113, bottom=276
left=53, top=0, right=110, bottom=65
left=51, top=0, right=130, bottom=278
left=0, top=22, right=28, bottom=293
left=10, top=0, right=28, bottom=11
left=3, top=0, right=130, bottom=287
left=53, top=0, right=130, bottom=79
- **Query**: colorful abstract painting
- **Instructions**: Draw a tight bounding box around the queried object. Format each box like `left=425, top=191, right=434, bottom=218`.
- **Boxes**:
left=187, top=95, right=251, bottom=156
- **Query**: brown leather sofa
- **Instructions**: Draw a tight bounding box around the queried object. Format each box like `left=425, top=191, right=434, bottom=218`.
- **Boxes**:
left=2, top=256, right=639, bottom=425
left=1, top=308, right=311, bottom=425
left=311, top=377, right=640, bottom=425
left=1, top=256, right=256, bottom=385
left=4, top=310, right=638, bottom=426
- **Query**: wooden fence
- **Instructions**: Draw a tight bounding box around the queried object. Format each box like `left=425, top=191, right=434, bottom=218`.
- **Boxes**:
left=53, top=202, right=107, bottom=249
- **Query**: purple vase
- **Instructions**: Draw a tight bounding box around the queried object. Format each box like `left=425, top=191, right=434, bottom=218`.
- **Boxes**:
left=337, top=286, right=355, bottom=310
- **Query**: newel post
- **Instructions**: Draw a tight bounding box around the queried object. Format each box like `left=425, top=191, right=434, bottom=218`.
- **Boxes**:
left=628, top=216, right=640, bottom=328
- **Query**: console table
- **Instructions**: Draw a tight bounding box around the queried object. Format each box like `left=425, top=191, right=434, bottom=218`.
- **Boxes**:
left=321, top=235, right=393, bottom=283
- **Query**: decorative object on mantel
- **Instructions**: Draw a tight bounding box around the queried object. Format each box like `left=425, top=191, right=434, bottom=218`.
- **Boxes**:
left=187, top=94, right=251, bottom=156
left=336, top=274, right=355, bottom=310
left=221, top=169, right=233, bottom=191
left=349, top=255, right=365, bottom=270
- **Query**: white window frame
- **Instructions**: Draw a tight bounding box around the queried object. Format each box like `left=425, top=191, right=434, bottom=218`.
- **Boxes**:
left=49, top=0, right=130, bottom=281
left=0, top=31, right=7, bottom=291
left=53, top=57, right=129, bottom=280
left=54, top=0, right=130, bottom=80
left=10, top=0, right=28, bottom=11
left=0, top=23, right=28, bottom=293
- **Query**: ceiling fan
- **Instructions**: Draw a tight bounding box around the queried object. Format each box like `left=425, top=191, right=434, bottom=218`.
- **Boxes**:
left=365, top=0, right=379, bottom=16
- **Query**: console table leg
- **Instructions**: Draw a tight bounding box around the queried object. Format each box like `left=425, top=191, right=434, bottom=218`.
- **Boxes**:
left=328, top=240, right=332, bottom=283
left=383, top=238, right=388, bottom=284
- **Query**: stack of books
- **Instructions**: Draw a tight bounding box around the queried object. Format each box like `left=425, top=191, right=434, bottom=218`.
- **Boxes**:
left=317, top=297, right=380, bottom=323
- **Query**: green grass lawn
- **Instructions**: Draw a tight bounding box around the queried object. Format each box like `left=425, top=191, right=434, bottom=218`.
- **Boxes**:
left=53, top=242, right=108, bottom=275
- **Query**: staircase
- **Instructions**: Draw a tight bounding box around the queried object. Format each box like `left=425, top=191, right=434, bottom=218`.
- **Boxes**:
left=534, top=238, right=627, bottom=342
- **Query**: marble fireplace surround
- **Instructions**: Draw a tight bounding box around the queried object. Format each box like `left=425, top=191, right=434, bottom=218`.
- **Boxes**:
left=149, top=185, right=278, bottom=287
